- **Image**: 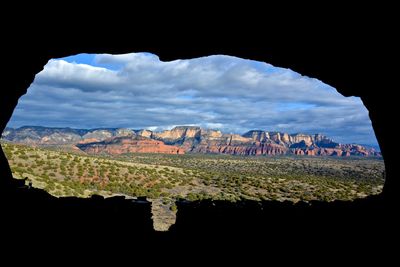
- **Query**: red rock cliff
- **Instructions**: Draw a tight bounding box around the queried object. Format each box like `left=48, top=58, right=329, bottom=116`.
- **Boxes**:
left=77, top=136, right=184, bottom=155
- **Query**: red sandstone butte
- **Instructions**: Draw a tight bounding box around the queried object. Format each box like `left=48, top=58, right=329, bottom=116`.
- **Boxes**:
left=77, top=136, right=184, bottom=155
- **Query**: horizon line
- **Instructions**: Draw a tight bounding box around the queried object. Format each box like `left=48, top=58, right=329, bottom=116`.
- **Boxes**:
left=3, top=124, right=381, bottom=149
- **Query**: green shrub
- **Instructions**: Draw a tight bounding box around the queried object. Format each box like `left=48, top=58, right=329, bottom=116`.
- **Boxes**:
left=170, top=204, right=177, bottom=212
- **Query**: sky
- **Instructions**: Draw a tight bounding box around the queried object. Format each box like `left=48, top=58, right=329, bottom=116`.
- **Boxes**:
left=7, top=52, right=378, bottom=146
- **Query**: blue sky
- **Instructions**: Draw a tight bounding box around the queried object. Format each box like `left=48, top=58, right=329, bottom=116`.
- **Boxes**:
left=7, top=52, right=379, bottom=146
left=62, top=53, right=122, bottom=71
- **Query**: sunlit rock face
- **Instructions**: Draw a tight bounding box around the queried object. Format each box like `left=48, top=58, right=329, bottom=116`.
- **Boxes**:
left=3, top=125, right=381, bottom=157
left=1, top=52, right=385, bottom=231
left=77, top=136, right=185, bottom=155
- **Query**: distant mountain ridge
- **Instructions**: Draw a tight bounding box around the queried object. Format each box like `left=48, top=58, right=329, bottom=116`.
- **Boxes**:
left=2, top=126, right=381, bottom=157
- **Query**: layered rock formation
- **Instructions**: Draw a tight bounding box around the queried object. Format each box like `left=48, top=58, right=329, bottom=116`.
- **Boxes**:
left=2, top=126, right=116, bottom=145
left=142, top=126, right=380, bottom=156
left=145, top=127, right=380, bottom=157
left=2, top=126, right=381, bottom=157
left=76, top=135, right=184, bottom=155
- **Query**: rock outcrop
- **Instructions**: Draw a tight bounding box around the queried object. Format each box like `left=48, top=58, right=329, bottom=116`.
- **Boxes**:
left=2, top=126, right=381, bottom=157
left=2, top=126, right=135, bottom=145
left=147, top=127, right=380, bottom=157
left=76, top=135, right=185, bottom=155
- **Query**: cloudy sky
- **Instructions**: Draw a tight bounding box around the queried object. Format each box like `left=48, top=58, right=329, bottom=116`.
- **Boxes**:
left=8, top=52, right=378, bottom=146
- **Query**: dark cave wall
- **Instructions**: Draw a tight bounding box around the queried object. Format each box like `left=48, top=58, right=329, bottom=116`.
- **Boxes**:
left=0, top=11, right=398, bottom=261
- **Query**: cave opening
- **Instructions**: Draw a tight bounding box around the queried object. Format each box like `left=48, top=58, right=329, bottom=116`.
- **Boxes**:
left=0, top=52, right=385, bottom=231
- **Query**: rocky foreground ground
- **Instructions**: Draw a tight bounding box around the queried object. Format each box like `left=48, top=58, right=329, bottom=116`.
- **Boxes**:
left=2, top=141, right=384, bottom=231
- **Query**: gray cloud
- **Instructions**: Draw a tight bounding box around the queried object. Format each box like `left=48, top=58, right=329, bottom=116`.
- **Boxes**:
left=8, top=53, right=378, bottom=146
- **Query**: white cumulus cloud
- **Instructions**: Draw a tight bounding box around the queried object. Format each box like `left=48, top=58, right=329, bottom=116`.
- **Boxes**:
left=8, top=53, right=378, bottom=145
